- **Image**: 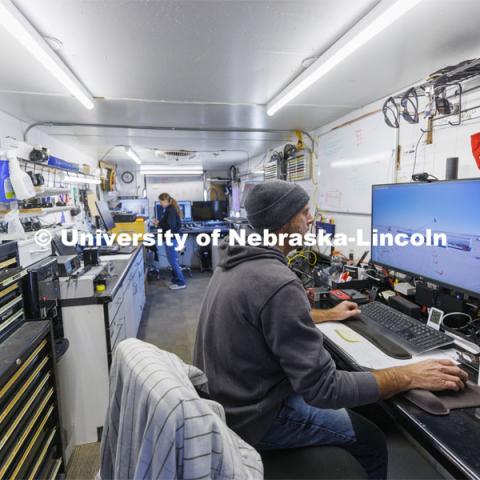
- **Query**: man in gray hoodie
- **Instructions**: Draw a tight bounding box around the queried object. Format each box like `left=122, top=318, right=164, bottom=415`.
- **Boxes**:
left=193, top=180, right=467, bottom=479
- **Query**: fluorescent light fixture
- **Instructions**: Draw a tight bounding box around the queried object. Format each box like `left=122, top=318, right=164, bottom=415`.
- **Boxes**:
left=126, top=146, right=141, bottom=165
left=0, top=0, right=94, bottom=110
left=330, top=152, right=390, bottom=168
left=65, top=173, right=101, bottom=185
left=141, top=171, right=204, bottom=176
left=267, top=0, right=423, bottom=116
left=140, top=165, right=203, bottom=176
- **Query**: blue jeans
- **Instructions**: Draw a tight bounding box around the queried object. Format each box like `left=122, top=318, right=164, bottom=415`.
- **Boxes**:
left=257, top=394, right=388, bottom=479
left=165, top=240, right=186, bottom=286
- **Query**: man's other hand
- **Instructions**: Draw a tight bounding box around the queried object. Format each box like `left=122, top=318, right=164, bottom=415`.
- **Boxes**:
left=327, top=301, right=361, bottom=321
left=312, top=301, right=361, bottom=323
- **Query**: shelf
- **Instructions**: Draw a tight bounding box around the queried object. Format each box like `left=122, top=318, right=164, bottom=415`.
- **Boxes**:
left=40, top=206, right=73, bottom=214
left=34, top=187, right=71, bottom=198
left=18, top=158, right=96, bottom=178
left=0, top=206, right=74, bottom=219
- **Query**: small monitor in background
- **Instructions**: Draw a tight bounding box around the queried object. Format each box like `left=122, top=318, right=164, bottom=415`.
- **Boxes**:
left=52, top=234, right=78, bottom=256
left=178, top=200, right=192, bottom=221
left=95, top=200, right=116, bottom=231
left=316, top=221, right=336, bottom=237
left=192, top=201, right=215, bottom=221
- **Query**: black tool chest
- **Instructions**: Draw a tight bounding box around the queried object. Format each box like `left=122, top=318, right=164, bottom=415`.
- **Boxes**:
left=0, top=241, right=26, bottom=341
left=0, top=321, right=65, bottom=479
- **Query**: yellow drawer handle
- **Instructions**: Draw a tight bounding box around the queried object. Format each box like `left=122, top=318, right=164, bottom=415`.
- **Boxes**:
left=0, top=257, right=17, bottom=270
left=8, top=405, right=54, bottom=479
left=49, top=459, right=63, bottom=480
left=0, top=340, right=47, bottom=400
left=0, top=283, right=19, bottom=300
left=27, top=427, right=57, bottom=480
left=0, top=270, right=27, bottom=288
left=0, top=356, right=49, bottom=424
left=0, top=309, right=24, bottom=334
left=0, top=403, right=53, bottom=477
left=0, top=295, right=23, bottom=317
left=0, top=377, right=52, bottom=450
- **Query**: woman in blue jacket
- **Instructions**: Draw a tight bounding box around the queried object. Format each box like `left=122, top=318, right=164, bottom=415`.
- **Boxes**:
left=156, top=193, right=186, bottom=290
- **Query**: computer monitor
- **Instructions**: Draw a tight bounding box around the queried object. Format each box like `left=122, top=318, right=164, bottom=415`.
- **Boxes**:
left=371, top=179, right=480, bottom=298
left=118, top=198, right=148, bottom=216
left=178, top=200, right=192, bottom=221
left=95, top=200, right=116, bottom=231
left=192, top=201, right=215, bottom=221
left=211, top=200, right=228, bottom=220
left=52, top=234, right=78, bottom=256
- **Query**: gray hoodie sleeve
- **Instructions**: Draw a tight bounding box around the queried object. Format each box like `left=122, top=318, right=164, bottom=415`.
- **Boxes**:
left=259, top=280, right=380, bottom=409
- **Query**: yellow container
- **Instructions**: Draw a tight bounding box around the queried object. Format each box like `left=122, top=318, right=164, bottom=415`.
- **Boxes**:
left=111, top=218, right=147, bottom=241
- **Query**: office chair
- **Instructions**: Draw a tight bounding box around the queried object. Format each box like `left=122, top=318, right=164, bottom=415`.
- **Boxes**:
left=260, top=446, right=367, bottom=479
left=178, top=246, right=192, bottom=277
left=146, top=244, right=161, bottom=281
left=100, top=340, right=263, bottom=478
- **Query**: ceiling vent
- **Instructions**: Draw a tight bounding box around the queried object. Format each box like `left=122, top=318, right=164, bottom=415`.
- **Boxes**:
left=155, top=149, right=196, bottom=160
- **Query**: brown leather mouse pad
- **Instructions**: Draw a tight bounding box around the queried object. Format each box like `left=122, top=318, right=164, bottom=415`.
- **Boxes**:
left=403, top=381, right=480, bottom=415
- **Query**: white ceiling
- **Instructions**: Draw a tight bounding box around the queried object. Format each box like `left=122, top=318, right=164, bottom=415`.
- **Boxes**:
left=1, top=0, right=480, bottom=168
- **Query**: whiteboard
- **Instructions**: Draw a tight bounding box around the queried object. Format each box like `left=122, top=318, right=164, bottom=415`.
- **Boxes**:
left=316, top=112, right=397, bottom=214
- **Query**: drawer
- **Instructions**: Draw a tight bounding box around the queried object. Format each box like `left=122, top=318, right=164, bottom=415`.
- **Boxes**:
left=0, top=357, right=50, bottom=432
left=0, top=395, right=54, bottom=478
left=0, top=340, right=48, bottom=406
left=110, top=315, right=126, bottom=352
left=133, top=252, right=144, bottom=271
left=110, top=311, right=125, bottom=341
left=0, top=377, right=52, bottom=453
left=108, top=276, right=128, bottom=321
left=24, top=426, right=58, bottom=480
left=0, top=325, right=63, bottom=479
left=108, top=293, right=123, bottom=324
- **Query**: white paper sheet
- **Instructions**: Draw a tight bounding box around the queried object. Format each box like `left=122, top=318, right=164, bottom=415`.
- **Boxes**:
left=317, top=322, right=459, bottom=369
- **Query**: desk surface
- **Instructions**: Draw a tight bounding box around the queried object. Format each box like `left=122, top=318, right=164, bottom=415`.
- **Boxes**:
left=322, top=326, right=480, bottom=479
left=60, top=246, right=143, bottom=307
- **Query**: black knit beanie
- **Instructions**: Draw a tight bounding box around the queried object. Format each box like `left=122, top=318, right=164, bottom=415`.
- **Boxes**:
left=245, top=180, right=310, bottom=231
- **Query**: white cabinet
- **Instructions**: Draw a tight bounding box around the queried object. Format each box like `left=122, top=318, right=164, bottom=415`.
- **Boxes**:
left=109, top=249, right=145, bottom=344
left=57, top=247, right=146, bottom=462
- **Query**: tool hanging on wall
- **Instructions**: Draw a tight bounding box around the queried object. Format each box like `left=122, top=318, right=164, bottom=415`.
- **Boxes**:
left=400, top=88, right=419, bottom=124
left=382, top=57, right=478, bottom=130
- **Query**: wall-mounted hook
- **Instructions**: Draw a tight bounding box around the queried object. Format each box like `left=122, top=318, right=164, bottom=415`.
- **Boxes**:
left=447, top=83, right=462, bottom=126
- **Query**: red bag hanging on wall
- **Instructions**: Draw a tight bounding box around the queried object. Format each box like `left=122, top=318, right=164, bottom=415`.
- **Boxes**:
left=471, top=132, right=480, bottom=169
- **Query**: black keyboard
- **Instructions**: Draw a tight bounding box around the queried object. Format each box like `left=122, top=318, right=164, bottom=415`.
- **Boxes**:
left=359, top=302, right=454, bottom=354
left=97, top=245, right=136, bottom=255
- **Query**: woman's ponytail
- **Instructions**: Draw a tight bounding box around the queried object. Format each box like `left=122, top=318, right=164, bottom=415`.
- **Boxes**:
left=159, top=192, right=182, bottom=218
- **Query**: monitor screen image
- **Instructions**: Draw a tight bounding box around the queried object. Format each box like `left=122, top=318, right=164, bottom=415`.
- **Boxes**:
left=371, top=179, right=480, bottom=297
left=192, top=201, right=214, bottom=221
left=178, top=200, right=192, bottom=220
left=191, top=201, right=228, bottom=221
left=95, top=200, right=116, bottom=231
